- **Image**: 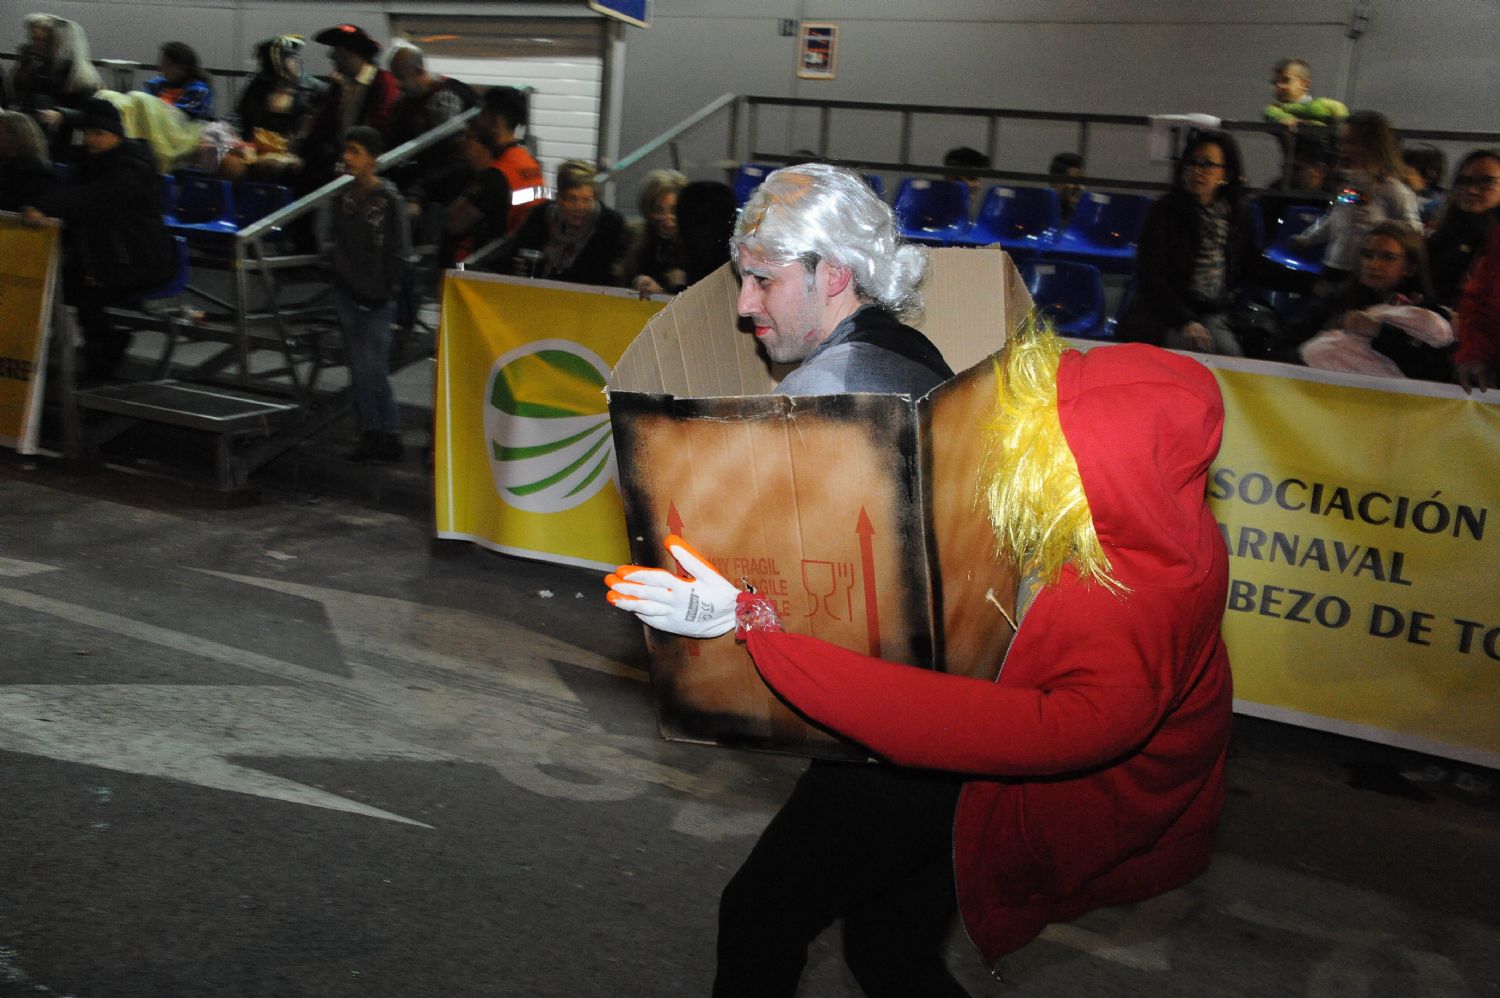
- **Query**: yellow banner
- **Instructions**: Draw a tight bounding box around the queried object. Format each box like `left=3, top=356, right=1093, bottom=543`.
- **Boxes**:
left=0, top=214, right=60, bottom=454
left=434, top=273, right=666, bottom=570
left=1204, top=359, right=1500, bottom=766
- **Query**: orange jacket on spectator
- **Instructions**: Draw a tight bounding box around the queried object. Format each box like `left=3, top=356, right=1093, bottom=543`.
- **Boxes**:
left=494, top=143, right=546, bottom=235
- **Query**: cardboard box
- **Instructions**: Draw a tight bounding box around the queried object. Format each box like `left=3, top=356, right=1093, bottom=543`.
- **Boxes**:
left=607, top=247, right=1035, bottom=759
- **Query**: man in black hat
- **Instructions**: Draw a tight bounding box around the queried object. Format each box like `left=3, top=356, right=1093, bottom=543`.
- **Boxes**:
left=299, top=24, right=399, bottom=190
left=22, top=97, right=175, bottom=380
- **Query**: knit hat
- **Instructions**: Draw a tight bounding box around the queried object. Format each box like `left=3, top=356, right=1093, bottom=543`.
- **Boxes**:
left=78, top=97, right=124, bottom=137
left=314, top=23, right=381, bottom=62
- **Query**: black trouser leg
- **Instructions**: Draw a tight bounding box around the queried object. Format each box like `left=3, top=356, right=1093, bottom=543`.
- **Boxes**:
left=713, top=761, right=969, bottom=998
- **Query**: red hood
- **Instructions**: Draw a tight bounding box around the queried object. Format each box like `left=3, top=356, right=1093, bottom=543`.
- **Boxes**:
left=1056, top=344, right=1224, bottom=587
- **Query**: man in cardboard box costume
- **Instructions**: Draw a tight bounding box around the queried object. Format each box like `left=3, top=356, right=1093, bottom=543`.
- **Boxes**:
left=607, top=165, right=1233, bottom=995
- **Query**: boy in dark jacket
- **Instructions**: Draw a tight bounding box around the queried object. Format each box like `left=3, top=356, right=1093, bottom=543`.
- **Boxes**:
left=22, top=97, right=174, bottom=380
left=322, top=126, right=412, bottom=463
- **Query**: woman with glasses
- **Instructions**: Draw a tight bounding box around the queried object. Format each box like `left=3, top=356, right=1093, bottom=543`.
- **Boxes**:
left=1116, top=130, right=1262, bottom=354
left=1426, top=148, right=1500, bottom=308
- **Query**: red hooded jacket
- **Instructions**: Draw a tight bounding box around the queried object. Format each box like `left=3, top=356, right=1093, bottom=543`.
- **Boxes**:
left=743, top=343, right=1233, bottom=964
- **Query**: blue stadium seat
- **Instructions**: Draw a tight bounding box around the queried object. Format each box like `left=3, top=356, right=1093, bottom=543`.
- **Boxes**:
left=1020, top=259, right=1108, bottom=339
left=892, top=178, right=970, bottom=245
left=235, top=182, right=293, bottom=228
left=1046, top=191, right=1151, bottom=272
left=732, top=163, right=775, bottom=205
left=160, top=174, right=178, bottom=223
left=1262, top=202, right=1327, bottom=275
left=963, top=185, right=1061, bottom=256
left=140, top=236, right=191, bottom=301
left=170, top=172, right=238, bottom=235
left=864, top=174, right=886, bottom=200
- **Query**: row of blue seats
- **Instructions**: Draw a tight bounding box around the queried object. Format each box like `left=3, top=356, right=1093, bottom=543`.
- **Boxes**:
left=51, top=163, right=292, bottom=235
left=164, top=172, right=292, bottom=235
left=732, top=164, right=1329, bottom=276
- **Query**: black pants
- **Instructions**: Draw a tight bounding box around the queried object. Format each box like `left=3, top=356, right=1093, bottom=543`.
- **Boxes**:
left=713, top=761, right=972, bottom=998
left=67, top=279, right=136, bottom=380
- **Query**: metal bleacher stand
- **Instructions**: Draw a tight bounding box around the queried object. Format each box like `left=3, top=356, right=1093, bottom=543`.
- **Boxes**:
left=0, top=44, right=479, bottom=491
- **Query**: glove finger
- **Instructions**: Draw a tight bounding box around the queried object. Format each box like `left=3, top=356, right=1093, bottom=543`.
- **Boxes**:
left=613, top=567, right=681, bottom=589
left=609, top=579, right=676, bottom=604
left=665, top=534, right=728, bottom=585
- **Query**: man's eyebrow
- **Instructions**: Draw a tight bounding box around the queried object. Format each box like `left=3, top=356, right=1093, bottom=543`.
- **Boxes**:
left=739, top=264, right=773, bottom=279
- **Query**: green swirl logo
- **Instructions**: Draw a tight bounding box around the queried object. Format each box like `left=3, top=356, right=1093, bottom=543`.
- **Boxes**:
left=484, top=339, right=616, bottom=513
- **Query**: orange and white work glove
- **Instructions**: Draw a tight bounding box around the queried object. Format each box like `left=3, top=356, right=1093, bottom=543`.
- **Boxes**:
left=605, top=535, right=741, bottom=638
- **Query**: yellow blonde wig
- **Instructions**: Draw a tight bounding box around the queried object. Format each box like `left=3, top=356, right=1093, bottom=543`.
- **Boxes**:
left=979, top=314, right=1122, bottom=592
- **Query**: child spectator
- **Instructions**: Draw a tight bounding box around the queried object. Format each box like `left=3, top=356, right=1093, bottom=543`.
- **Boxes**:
left=1264, top=58, right=1348, bottom=129
left=1048, top=151, right=1085, bottom=225
left=1293, top=110, right=1419, bottom=286
left=1401, top=143, right=1447, bottom=224
left=1426, top=148, right=1500, bottom=307
left=21, top=97, right=175, bottom=380
left=144, top=41, right=215, bottom=121
left=1296, top=221, right=1453, bottom=381
left=322, top=126, right=411, bottom=464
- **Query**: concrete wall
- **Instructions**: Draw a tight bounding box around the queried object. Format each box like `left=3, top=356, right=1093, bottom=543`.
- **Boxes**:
left=3, top=0, right=1495, bottom=201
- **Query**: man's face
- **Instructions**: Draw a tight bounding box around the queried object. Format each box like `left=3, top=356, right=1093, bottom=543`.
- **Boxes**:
left=1272, top=68, right=1309, bottom=103
left=328, top=46, right=361, bottom=77
left=341, top=140, right=376, bottom=178
left=391, top=53, right=423, bottom=95
left=1052, top=166, right=1084, bottom=210
left=736, top=249, right=827, bottom=365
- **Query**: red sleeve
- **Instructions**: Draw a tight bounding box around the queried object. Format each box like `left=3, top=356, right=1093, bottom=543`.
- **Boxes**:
left=743, top=582, right=1178, bottom=777
left=368, top=71, right=400, bottom=141
left=1457, top=228, right=1500, bottom=368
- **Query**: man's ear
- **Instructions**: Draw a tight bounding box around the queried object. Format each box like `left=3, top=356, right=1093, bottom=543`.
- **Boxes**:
left=820, top=260, right=854, bottom=298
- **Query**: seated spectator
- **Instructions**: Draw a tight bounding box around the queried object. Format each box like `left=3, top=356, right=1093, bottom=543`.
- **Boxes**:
left=942, top=145, right=989, bottom=210
left=1048, top=151, right=1085, bottom=225
left=233, top=34, right=324, bottom=181
left=494, top=160, right=627, bottom=287
left=1456, top=223, right=1500, bottom=393
left=21, top=97, right=175, bottom=380
left=622, top=168, right=687, bottom=295
left=474, top=86, right=545, bottom=235
left=1294, top=110, right=1419, bottom=287
left=1264, top=58, right=1348, bottom=129
left=4, top=14, right=102, bottom=158
left=1295, top=221, right=1452, bottom=381
left=1265, top=130, right=1334, bottom=194
left=440, top=124, right=511, bottom=267
left=299, top=24, right=399, bottom=191
left=0, top=109, right=59, bottom=212
left=1115, top=130, right=1261, bottom=355
left=1401, top=142, right=1446, bottom=225
left=674, top=179, right=737, bottom=287
left=387, top=42, right=477, bottom=210
left=1426, top=148, right=1500, bottom=308
left=144, top=41, right=215, bottom=121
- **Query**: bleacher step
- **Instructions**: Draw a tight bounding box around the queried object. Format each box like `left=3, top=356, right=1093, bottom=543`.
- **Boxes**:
left=75, top=380, right=300, bottom=434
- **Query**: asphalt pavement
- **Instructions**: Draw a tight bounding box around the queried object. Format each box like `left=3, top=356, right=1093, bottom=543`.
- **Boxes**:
left=1, top=444, right=1497, bottom=998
